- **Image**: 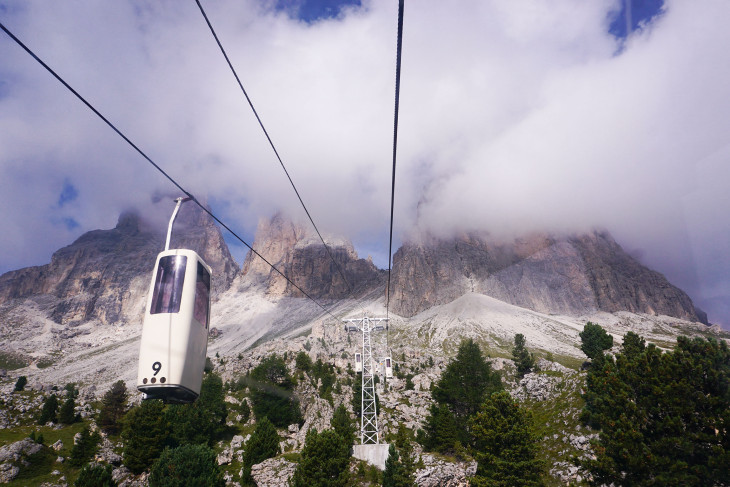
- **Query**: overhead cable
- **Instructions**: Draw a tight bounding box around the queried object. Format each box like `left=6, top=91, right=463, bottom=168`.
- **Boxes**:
left=194, top=0, right=355, bottom=297
left=0, top=19, right=343, bottom=323
left=385, top=0, right=405, bottom=321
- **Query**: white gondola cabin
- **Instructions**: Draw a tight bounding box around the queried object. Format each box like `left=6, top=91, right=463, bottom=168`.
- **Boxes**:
left=137, top=197, right=212, bottom=403
left=384, top=357, right=393, bottom=378
left=355, top=353, right=362, bottom=373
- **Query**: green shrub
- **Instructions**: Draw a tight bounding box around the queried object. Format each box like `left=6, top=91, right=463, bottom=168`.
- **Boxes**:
left=74, top=463, right=116, bottom=487
left=149, top=444, right=224, bottom=487
left=14, top=376, right=27, bottom=392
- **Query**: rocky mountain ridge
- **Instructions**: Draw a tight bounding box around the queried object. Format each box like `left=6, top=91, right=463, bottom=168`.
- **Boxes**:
left=389, top=230, right=702, bottom=323
left=0, top=204, right=238, bottom=329
left=239, top=213, right=385, bottom=299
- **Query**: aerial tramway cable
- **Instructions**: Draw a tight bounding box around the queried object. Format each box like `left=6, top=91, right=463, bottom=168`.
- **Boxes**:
left=385, top=0, right=405, bottom=331
left=0, top=19, right=344, bottom=323
left=194, top=0, right=356, bottom=298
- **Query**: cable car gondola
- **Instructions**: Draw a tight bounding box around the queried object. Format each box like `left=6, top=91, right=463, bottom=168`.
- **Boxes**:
left=384, top=356, right=393, bottom=378
left=137, top=197, right=211, bottom=403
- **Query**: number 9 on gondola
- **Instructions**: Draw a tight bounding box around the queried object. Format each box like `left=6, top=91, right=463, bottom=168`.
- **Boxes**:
left=136, top=198, right=212, bottom=403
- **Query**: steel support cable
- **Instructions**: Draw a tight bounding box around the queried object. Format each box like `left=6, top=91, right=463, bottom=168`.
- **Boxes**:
left=194, top=0, right=355, bottom=297
left=385, top=0, right=405, bottom=329
left=0, top=20, right=343, bottom=323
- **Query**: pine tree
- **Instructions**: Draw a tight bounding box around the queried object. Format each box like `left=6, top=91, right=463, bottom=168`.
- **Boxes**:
left=469, top=391, right=545, bottom=487
left=295, top=351, right=312, bottom=372
left=58, top=395, right=78, bottom=425
left=38, top=394, right=59, bottom=424
left=149, top=444, right=225, bottom=487
left=512, top=333, right=536, bottom=378
left=99, top=380, right=128, bottom=435
left=422, top=403, right=459, bottom=454
left=429, top=339, right=502, bottom=445
left=240, top=417, right=280, bottom=485
left=579, top=322, right=613, bottom=360
left=69, top=425, right=101, bottom=467
left=394, top=424, right=416, bottom=482
left=167, top=372, right=228, bottom=447
left=383, top=442, right=415, bottom=487
left=122, top=399, right=170, bottom=474
left=198, top=372, right=228, bottom=438
left=239, top=398, right=251, bottom=423
left=14, top=376, right=27, bottom=392
left=581, top=334, right=730, bottom=486
left=290, top=429, right=351, bottom=487
left=74, top=463, right=116, bottom=487
left=330, top=403, right=356, bottom=448
left=249, top=355, right=302, bottom=427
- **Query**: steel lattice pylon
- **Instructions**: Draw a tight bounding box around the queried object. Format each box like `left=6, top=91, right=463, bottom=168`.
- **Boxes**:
left=344, top=316, right=388, bottom=444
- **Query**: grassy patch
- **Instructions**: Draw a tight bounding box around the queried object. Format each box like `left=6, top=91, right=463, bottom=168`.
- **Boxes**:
left=550, top=354, right=585, bottom=371
left=281, top=452, right=301, bottom=463
left=35, top=357, right=56, bottom=369
left=2, top=421, right=89, bottom=487
left=0, top=351, right=30, bottom=370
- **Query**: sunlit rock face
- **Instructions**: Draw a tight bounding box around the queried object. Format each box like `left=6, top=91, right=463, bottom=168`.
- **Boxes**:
left=238, top=213, right=385, bottom=299
left=389, top=230, right=702, bottom=322
left=0, top=204, right=238, bottom=327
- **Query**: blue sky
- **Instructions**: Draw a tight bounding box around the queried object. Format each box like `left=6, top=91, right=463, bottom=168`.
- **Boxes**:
left=1, top=0, right=729, bottom=327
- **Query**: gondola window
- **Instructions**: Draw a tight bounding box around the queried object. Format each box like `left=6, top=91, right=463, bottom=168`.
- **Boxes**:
left=150, top=255, right=187, bottom=314
left=194, top=261, right=210, bottom=328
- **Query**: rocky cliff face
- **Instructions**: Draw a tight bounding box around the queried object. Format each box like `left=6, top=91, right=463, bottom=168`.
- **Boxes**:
left=390, top=230, right=702, bottom=322
left=0, top=204, right=238, bottom=327
left=238, top=214, right=385, bottom=299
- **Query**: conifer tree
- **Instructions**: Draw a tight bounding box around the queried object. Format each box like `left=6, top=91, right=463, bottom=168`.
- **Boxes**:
left=122, top=399, right=169, bottom=474
left=167, top=372, right=228, bottom=446
left=512, top=333, right=536, bottom=378
left=74, top=463, right=116, bottom=487
left=69, top=425, right=101, bottom=467
left=581, top=334, right=730, bottom=486
left=469, top=391, right=545, bottom=487
left=198, top=372, right=228, bottom=437
left=58, top=395, right=78, bottom=425
left=290, top=429, right=351, bottom=487
left=383, top=442, right=416, bottom=487
left=14, top=376, right=27, bottom=392
left=427, top=339, right=502, bottom=446
left=330, top=403, right=356, bottom=448
left=422, top=403, right=459, bottom=454
left=579, top=322, right=613, bottom=360
left=394, top=424, right=416, bottom=480
left=99, top=380, right=128, bottom=435
left=295, top=351, right=312, bottom=372
left=239, top=398, right=251, bottom=423
left=149, top=444, right=225, bottom=487
left=38, top=394, right=59, bottom=424
left=249, top=355, right=302, bottom=427
left=241, top=417, right=280, bottom=485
